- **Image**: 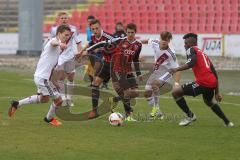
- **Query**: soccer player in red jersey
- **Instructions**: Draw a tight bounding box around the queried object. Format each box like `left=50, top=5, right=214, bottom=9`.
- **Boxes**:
left=85, top=23, right=143, bottom=121
left=170, top=33, right=234, bottom=127
left=76, top=19, right=113, bottom=119
left=110, top=23, right=142, bottom=121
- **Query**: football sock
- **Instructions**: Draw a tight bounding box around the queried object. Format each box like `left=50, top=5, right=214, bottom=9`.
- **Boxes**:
left=123, top=96, right=133, bottom=115
left=66, top=81, right=74, bottom=100
left=147, top=97, right=155, bottom=107
left=154, top=96, right=160, bottom=109
left=46, top=103, right=56, bottom=120
left=114, top=88, right=124, bottom=102
left=211, top=103, right=230, bottom=125
left=58, top=80, right=66, bottom=100
left=92, top=85, right=99, bottom=109
left=113, top=96, right=121, bottom=102
left=175, top=97, right=194, bottom=118
left=18, top=95, right=40, bottom=108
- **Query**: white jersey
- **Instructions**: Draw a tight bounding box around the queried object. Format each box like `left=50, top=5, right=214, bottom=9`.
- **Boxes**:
left=148, top=39, right=179, bottom=70
left=50, top=24, right=81, bottom=65
left=34, top=38, right=62, bottom=80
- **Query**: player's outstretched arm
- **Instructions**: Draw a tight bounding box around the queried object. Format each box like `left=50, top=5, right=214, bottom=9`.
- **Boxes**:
left=140, top=39, right=149, bottom=44
left=50, top=39, right=67, bottom=50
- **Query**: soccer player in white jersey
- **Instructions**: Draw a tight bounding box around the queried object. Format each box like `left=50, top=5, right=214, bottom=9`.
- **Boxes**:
left=8, top=25, right=71, bottom=126
left=141, top=31, right=181, bottom=119
left=49, top=11, right=82, bottom=106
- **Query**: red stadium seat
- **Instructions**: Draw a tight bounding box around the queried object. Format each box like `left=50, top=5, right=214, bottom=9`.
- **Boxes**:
left=66, top=0, right=239, bottom=34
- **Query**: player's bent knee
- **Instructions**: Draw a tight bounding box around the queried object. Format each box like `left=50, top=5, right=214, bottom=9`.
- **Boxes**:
left=67, top=73, right=75, bottom=81
left=40, top=96, right=50, bottom=103
left=144, top=90, right=152, bottom=98
left=172, top=86, right=183, bottom=98
left=204, top=99, right=214, bottom=107
left=53, top=97, right=63, bottom=106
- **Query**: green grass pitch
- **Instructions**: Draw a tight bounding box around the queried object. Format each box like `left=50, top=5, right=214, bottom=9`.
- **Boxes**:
left=0, top=68, right=240, bottom=160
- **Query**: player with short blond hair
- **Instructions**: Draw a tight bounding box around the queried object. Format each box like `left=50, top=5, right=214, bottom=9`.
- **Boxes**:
left=141, top=31, right=181, bottom=119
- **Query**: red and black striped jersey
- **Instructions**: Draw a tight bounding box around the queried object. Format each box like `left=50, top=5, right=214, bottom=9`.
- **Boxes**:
left=89, top=30, right=113, bottom=62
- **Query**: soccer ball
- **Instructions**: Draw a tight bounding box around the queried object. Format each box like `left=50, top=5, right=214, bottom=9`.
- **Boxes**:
left=108, top=112, right=124, bottom=126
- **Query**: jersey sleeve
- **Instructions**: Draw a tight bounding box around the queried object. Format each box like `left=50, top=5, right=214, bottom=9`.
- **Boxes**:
left=186, top=47, right=197, bottom=68
left=167, top=49, right=179, bottom=68
left=72, top=27, right=81, bottom=44
left=133, top=43, right=142, bottom=76
left=49, top=26, right=56, bottom=38
left=148, top=39, right=159, bottom=48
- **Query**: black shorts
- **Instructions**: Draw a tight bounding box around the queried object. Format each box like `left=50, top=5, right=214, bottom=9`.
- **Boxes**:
left=112, top=72, right=138, bottom=90
left=97, top=61, right=111, bottom=82
left=182, top=82, right=215, bottom=102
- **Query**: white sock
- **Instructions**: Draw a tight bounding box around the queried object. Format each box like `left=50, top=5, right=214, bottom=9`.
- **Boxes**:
left=66, top=81, right=74, bottom=100
left=154, top=96, right=160, bottom=110
left=147, top=97, right=155, bottom=107
left=18, top=95, right=40, bottom=108
left=58, top=80, right=66, bottom=100
left=46, top=103, right=57, bottom=120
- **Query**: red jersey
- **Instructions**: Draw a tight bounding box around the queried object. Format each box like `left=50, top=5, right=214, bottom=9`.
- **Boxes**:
left=112, top=38, right=142, bottom=74
left=191, top=47, right=217, bottom=88
left=90, top=30, right=113, bottom=62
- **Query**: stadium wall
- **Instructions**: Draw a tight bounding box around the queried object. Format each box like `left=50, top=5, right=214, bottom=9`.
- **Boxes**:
left=0, top=33, right=240, bottom=58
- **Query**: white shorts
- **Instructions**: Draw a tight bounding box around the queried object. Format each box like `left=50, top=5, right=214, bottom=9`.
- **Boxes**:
left=145, top=70, right=172, bottom=90
left=56, top=58, right=76, bottom=74
left=34, top=76, right=60, bottom=99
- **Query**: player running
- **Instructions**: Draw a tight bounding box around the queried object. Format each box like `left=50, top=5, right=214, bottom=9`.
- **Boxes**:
left=75, top=19, right=113, bottom=119
left=170, top=33, right=234, bottom=127
left=49, top=11, right=82, bottom=106
left=86, top=23, right=143, bottom=121
left=141, top=31, right=181, bottom=119
left=8, top=25, right=71, bottom=126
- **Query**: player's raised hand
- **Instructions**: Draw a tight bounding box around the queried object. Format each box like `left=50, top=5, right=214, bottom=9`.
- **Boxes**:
left=215, top=93, right=223, bottom=102
left=60, top=43, right=67, bottom=50
left=74, top=50, right=85, bottom=60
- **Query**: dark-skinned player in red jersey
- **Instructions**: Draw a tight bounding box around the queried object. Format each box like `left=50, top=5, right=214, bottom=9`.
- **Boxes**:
left=75, top=19, right=113, bottom=119
left=85, top=23, right=143, bottom=121
left=170, top=33, right=234, bottom=127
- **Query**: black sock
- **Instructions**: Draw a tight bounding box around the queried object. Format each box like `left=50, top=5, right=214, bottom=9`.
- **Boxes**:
left=113, top=96, right=121, bottom=102
left=176, top=97, right=193, bottom=117
left=92, top=85, right=99, bottom=109
left=211, top=103, right=230, bottom=125
left=123, top=96, right=133, bottom=115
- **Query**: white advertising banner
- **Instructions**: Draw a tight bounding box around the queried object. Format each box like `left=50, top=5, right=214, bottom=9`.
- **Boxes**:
left=0, top=33, right=239, bottom=57
left=0, top=33, right=18, bottom=54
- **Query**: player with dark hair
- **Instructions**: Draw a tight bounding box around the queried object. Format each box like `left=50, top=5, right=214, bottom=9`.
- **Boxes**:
left=9, top=25, right=71, bottom=126
left=86, top=23, right=143, bottom=121
left=113, top=22, right=127, bottom=38
left=75, top=19, right=113, bottom=118
left=170, top=33, right=234, bottom=127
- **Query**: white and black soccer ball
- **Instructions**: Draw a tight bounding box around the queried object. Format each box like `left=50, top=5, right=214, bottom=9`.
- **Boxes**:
left=108, top=112, right=124, bottom=126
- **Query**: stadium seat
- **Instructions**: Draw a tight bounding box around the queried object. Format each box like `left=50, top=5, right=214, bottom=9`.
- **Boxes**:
left=62, top=0, right=240, bottom=34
